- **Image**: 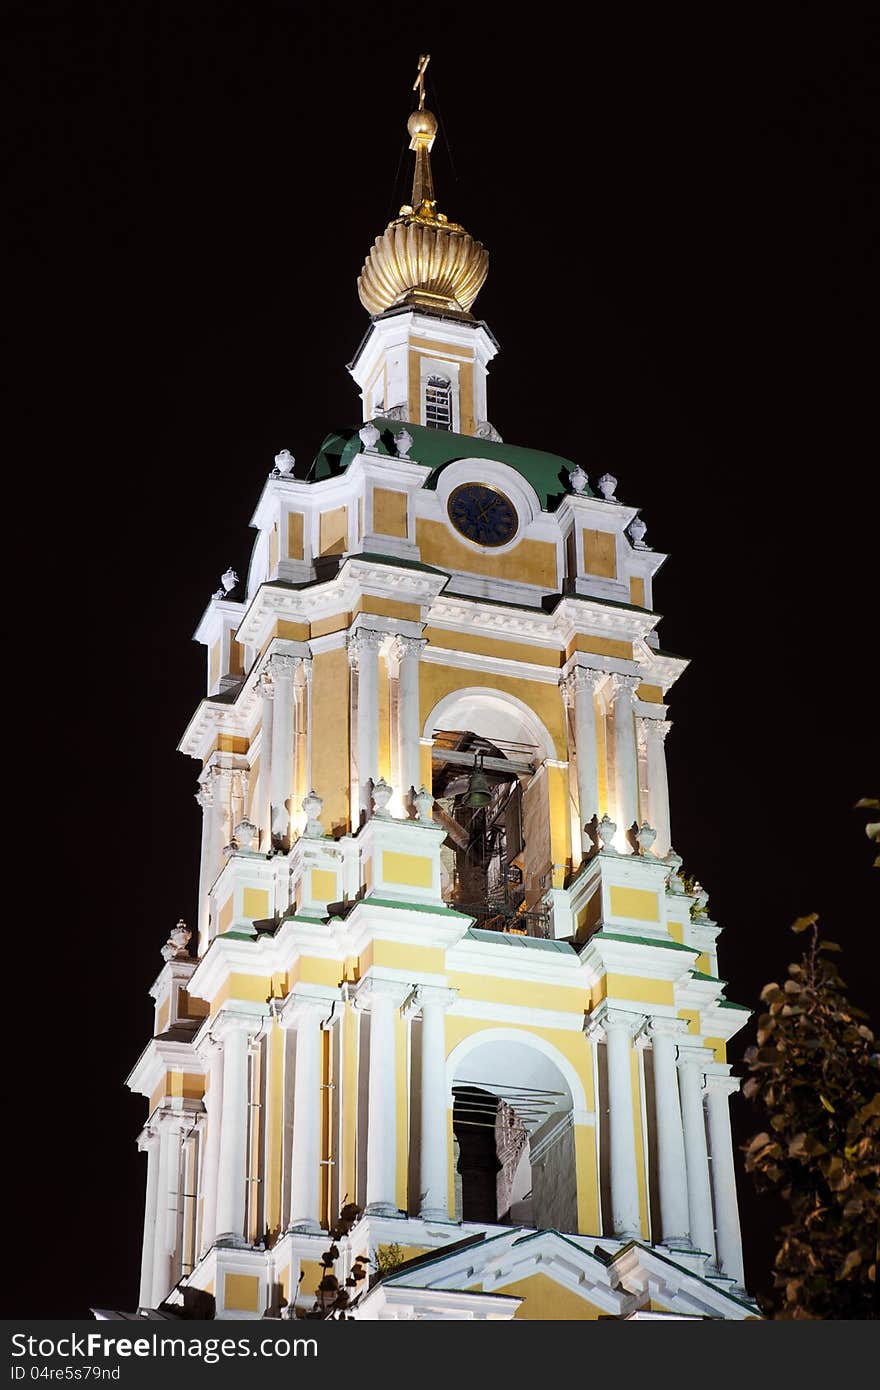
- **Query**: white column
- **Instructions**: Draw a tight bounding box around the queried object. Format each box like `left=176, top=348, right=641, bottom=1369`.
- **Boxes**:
left=282, top=995, right=332, bottom=1232
left=213, top=1016, right=253, bottom=1245
left=258, top=672, right=274, bottom=853
left=602, top=1010, right=643, bottom=1239
left=195, top=779, right=214, bottom=952
left=348, top=631, right=382, bottom=820
left=269, top=653, right=297, bottom=849
left=198, top=1041, right=223, bottom=1255
left=301, top=657, right=314, bottom=811
left=150, top=1115, right=179, bottom=1308
left=392, top=636, right=425, bottom=811
left=564, top=665, right=604, bottom=847
left=138, top=1129, right=160, bottom=1308
left=678, top=1051, right=717, bottom=1263
left=642, top=718, right=672, bottom=857
left=648, top=1019, right=691, bottom=1245
left=358, top=979, right=408, bottom=1215
left=416, top=986, right=457, bottom=1221
left=610, top=675, right=641, bottom=841
left=706, top=1075, right=745, bottom=1287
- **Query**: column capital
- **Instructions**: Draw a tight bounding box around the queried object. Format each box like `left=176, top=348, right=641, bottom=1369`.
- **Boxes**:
left=349, top=976, right=411, bottom=1011
left=267, top=652, right=298, bottom=681
left=608, top=673, right=641, bottom=702
left=387, top=633, right=426, bottom=664
left=211, top=1008, right=266, bottom=1043
left=258, top=669, right=275, bottom=698
left=347, top=628, right=384, bottom=666
left=705, top=1072, right=741, bottom=1098
left=585, top=1005, right=646, bottom=1041
left=640, top=716, right=672, bottom=741
left=195, top=780, right=214, bottom=809
left=677, top=1045, right=715, bottom=1072
left=407, top=984, right=458, bottom=1016
left=300, top=655, right=313, bottom=685
left=647, top=1016, right=691, bottom=1040
left=562, top=663, right=606, bottom=695
left=276, top=986, right=340, bottom=1029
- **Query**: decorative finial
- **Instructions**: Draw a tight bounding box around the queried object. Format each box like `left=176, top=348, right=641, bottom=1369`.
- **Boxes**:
left=597, top=473, right=618, bottom=502
left=161, top=919, right=191, bottom=962
left=569, top=464, right=589, bottom=495
left=597, top=814, right=618, bottom=852
left=371, top=778, right=393, bottom=816
left=359, top=422, right=380, bottom=451
left=636, top=821, right=657, bottom=855
left=212, top=567, right=239, bottom=601
left=406, top=54, right=438, bottom=215
left=302, top=790, right=325, bottom=838
left=628, top=516, right=648, bottom=548
left=415, top=786, right=435, bottom=822
left=273, top=448, right=295, bottom=477
left=394, top=428, right=413, bottom=459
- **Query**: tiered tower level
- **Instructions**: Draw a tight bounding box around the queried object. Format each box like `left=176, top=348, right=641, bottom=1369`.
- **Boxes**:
left=128, top=60, right=755, bottom=1322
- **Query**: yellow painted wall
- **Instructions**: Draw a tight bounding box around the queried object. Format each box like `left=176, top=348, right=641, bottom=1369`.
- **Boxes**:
left=311, top=611, right=351, bottom=638
left=629, top=576, right=646, bottom=607
left=341, top=1004, right=358, bottom=1211
left=637, top=684, right=664, bottom=704
left=310, top=869, right=337, bottom=902
left=353, top=597, right=421, bottom=622
left=582, top=529, right=617, bottom=579
left=373, top=488, right=408, bottom=538
left=311, top=646, right=350, bottom=834
left=319, top=506, right=348, bottom=556
left=369, top=941, right=446, bottom=974
left=287, top=512, right=304, bottom=559
left=547, top=761, right=572, bottom=886
left=678, top=1008, right=701, bottom=1035
left=447, top=973, right=587, bottom=1015
left=423, top=625, right=560, bottom=668
left=218, top=896, right=233, bottom=935
left=224, top=1273, right=260, bottom=1312
left=609, top=886, right=660, bottom=922
left=605, top=974, right=674, bottom=1007
left=499, top=1272, right=606, bottom=1320
left=631, top=1047, right=649, bottom=1239
left=242, top=887, right=269, bottom=920
left=381, top=851, right=433, bottom=888
left=565, top=633, right=633, bottom=662
left=416, top=519, right=558, bottom=588
left=574, top=1120, right=600, bottom=1234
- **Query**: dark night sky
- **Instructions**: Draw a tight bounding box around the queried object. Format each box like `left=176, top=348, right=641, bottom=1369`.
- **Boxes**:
left=9, top=3, right=878, bottom=1317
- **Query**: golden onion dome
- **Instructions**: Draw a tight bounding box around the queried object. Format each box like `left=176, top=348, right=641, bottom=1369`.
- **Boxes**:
left=358, top=56, right=489, bottom=318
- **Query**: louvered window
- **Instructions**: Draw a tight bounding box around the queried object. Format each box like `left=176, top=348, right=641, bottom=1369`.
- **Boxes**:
left=425, top=374, right=452, bottom=430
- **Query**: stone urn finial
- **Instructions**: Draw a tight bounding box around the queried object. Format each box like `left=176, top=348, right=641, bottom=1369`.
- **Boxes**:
left=569, top=464, right=589, bottom=495
left=597, top=472, right=618, bottom=502
left=691, top=882, right=710, bottom=918
left=359, top=422, right=380, bottom=451
left=273, top=448, right=295, bottom=476
left=394, top=428, right=413, bottom=460
left=220, top=567, right=239, bottom=595
left=664, top=848, right=685, bottom=894
left=233, top=819, right=258, bottom=853
left=597, top=813, right=617, bottom=852
left=629, top=516, right=648, bottom=548
left=636, top=821, right=657, bottom=856
left=371, top=778, right=393, bottom=815
left=161, top=919, right=191, bottom=962
left=302, top=790, right=325, bottom=838
left=415, top=786, right=434, bottom=822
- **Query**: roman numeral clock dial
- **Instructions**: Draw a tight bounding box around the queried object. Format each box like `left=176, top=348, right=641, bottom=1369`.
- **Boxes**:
left=447, top=482, right=518, bottom=547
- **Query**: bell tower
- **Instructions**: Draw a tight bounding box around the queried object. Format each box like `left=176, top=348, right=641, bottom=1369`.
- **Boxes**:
left=122, top=57, right=757, bottom=1323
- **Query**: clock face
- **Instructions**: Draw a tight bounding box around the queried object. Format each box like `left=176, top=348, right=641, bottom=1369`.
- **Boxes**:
left=447, top=483, right=518, bottom=548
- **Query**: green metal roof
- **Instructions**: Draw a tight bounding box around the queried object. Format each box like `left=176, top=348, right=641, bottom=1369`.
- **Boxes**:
left=308, top=418, right=581, bottom=510
left=464, top=928, right=578, bottom=955
left=590, top=930, right=697, bottom=953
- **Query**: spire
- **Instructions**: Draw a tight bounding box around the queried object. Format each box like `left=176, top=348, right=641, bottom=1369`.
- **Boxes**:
left=407, top=53, right=437, bottom=215
left=356, top=56, right=489, bottom=318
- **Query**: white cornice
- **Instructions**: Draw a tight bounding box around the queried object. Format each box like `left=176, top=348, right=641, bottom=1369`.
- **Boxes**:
left=126, top=1036, right=205, bottom=1098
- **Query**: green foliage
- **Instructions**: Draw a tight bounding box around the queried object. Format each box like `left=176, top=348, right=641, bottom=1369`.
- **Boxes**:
left=743, top=917, right=879, bottom=1319
left=376, top=1242, right=406, bottom=1274
left=301, top=1202, right=370, bottom=1320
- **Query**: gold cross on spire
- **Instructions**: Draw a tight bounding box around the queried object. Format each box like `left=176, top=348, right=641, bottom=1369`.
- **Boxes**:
left=412, top=53, right=431, bottom=110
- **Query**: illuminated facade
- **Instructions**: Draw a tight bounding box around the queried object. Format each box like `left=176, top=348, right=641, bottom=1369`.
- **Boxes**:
left=127, top=60, right=756, bottom=1321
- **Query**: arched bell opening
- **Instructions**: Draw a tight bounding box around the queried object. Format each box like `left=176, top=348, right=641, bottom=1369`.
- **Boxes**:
left=450, top=1037, right=579, bottom=1232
